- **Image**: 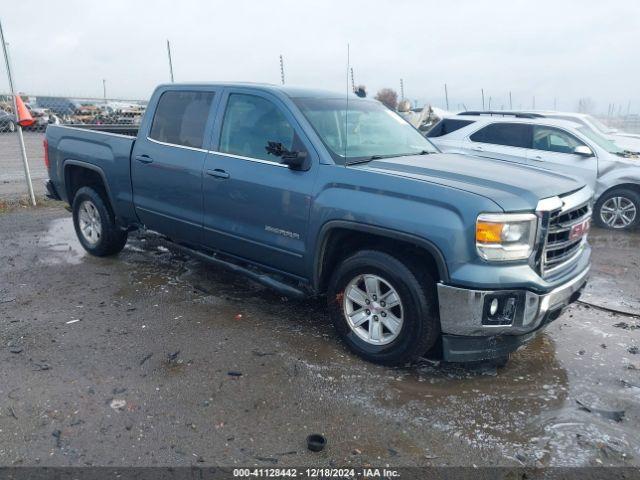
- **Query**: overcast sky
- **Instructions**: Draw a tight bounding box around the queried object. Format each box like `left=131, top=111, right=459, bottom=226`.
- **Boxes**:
left=1, top=0, right=639, bottom=113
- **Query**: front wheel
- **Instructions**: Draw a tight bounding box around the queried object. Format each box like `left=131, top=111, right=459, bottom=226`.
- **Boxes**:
left=327, top=250, right=440, bottom=366
left=72, top=186, right=128, bottom=256
left=594, top=188, right=640, bottom=230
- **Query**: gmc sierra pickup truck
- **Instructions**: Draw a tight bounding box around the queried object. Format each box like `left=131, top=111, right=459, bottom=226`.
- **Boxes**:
left=44, top=83, right=592, bottom=366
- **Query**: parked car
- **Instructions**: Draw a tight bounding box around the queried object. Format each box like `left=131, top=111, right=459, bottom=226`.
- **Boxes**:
left=28, top=108, right=61, bottom=130
left=0, top=109, right=16, bottom=133
left=44, top=83, right=591, bottom=366
left=428, top=113, right=640, bottom=230
left=462, top=110, right=640, bottom=153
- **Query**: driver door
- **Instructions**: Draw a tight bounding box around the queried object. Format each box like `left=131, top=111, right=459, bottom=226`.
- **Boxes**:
left=202, top=89, right=318, bottom=277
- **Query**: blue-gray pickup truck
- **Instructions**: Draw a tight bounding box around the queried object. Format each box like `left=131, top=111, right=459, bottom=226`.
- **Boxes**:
left=44, top=83, right=592, bottom=366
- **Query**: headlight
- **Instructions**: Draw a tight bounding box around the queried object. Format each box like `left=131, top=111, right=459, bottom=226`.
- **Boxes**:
left=476, top=213, right=538, bottom=261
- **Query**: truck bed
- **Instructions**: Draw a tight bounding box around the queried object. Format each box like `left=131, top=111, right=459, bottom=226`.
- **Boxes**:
left=46, top=124, right=138, bottom=224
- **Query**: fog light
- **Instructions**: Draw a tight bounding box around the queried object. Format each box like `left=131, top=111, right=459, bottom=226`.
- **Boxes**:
left=482, top=292, right=525, bottom=326
left=489, top=298, right=499, bottom=316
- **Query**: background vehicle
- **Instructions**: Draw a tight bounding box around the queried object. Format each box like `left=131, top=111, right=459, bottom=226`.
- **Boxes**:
left=0, top=109, right=16, bottom=132
left=28, top=107, right=61, bottom=129
left=428, top=113, right=640, bottom=230
left=44, top=83, right=591, bottom=366
left=462, top=110, right=640, bottom=152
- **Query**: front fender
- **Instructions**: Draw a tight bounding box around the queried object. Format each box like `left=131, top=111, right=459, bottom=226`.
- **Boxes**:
left=595, top=165, right=640, bottom=198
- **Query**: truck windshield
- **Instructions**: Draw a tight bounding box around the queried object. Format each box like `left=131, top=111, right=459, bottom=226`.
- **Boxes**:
left=577, top=126, right=625, bottom=154
left=294, top=97, right=438, bottom=164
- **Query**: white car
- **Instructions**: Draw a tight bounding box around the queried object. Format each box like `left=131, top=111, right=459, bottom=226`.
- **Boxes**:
left=427, top=113, right=640, bottom=230
left=463, top=110, right=640, bottom=153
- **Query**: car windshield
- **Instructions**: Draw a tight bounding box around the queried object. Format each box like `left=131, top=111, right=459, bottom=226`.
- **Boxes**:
left=584, top=114, right=616, bottom=134
left=294, top=97, right=438, bottom=164
left=578, top=126, right=625, bottom=154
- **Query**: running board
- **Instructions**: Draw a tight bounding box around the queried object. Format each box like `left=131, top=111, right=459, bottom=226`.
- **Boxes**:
left=170, top=243, right=307, bottom=299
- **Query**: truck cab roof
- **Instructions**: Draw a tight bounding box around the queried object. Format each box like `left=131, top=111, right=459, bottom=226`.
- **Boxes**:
left=154, top=82, right=359, bottom=100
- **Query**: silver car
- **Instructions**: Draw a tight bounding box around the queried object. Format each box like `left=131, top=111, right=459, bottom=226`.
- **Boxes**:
left=427, top=114, right=640, bottom=230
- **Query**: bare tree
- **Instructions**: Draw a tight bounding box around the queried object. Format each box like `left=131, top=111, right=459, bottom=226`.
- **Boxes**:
left=577, top=97, right=595, bottom=114
left=375, top=88, right=399, bottom=110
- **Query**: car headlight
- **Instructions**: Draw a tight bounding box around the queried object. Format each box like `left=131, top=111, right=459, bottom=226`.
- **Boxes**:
left=476, top=213, right=538, bottom=261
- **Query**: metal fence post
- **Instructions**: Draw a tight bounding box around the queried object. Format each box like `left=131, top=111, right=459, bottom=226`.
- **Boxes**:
left=0, top=19, right=36, bottom=206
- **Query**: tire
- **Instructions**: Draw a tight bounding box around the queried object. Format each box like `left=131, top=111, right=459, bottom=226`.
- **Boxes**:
left=594, top=188, right=640, bottom=230
left=72, top=186, right=127, bottom=256
left=7, top=121, right=16, bottom=133
left=327, top=250, right=440, bottom=366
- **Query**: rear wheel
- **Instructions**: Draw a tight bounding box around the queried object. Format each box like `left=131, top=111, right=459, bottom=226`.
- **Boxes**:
left=72, top=186, right=127, bottom=256
left=594, top=188, right=640, bottom=230
left=7, top=121, right=16, bottom=133
left=327, top=250, right=440, bottom=366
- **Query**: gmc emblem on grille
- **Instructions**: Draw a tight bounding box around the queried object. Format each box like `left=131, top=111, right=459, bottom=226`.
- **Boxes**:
left=569, top=219, right=591, bottom=241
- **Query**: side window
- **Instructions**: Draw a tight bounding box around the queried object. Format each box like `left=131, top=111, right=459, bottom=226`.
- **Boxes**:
left=426, top=119, right=474, bottom=138
left=469, top=123, right=532, bottom=148
left=149, top=91, right=215, bottom=148
left=533, top=126, right=585, bottom=154
left=219, top=94, right=295, bottom=162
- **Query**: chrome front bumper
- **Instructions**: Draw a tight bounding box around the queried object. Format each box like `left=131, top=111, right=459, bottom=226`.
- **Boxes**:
left=437, top=265, right=590, bottom=337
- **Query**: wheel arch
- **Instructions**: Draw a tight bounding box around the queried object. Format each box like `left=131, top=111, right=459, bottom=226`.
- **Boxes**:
left=313, top=220, right=449, bottom=293
left=63, top=160, right=115, bottom=212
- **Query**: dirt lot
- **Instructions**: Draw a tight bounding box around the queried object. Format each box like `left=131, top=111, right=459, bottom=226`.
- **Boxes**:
left=0, top=131, right=47, bottom=199
left=1, top=206, right=639, bottom=468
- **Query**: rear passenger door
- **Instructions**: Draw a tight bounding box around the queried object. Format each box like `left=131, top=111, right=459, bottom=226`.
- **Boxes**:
left=527, top=125, right=598, bottom=187
left=201, top=89, right=318, bottom=277
left=131, top=88, right=218, bottom=245
left=463, top=122, right=531, bottom=165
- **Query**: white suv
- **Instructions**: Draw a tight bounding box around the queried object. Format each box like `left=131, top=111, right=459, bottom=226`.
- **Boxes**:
left=492, top=110, right=640, bottom=153
left=427, top=113, right=640, bottom=230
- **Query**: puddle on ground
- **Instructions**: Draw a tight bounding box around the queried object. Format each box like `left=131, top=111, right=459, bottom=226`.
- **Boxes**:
left=40, top=218, right=86, bottom=265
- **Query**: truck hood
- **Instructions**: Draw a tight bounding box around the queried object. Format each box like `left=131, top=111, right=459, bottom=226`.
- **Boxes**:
left=353, top=153, right=586, bottom=211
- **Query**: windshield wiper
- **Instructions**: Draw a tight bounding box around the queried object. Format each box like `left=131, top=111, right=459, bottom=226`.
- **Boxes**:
left=346, top=151, right=432, bottom=166
left=345, top=155, right=384, bottom=166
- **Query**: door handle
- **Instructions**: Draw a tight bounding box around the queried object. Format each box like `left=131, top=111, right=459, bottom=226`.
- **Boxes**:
left=135, top=155, right=154, bottom=164
left=531, top=155, right=544, bottom=161
left=471, top=146, right=484, bottom=151
left=206, top=168, right=230, bottom=179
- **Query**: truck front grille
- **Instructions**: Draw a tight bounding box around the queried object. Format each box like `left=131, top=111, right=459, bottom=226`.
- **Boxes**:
left=541, top=202, right=591, bottom=277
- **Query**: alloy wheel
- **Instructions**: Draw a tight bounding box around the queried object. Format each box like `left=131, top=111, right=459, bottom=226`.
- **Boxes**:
left=78, top=200, right=102, bottom=245
left=342, top=274, right=404, bottom=345
left=600, top=196, right=637, bottom=229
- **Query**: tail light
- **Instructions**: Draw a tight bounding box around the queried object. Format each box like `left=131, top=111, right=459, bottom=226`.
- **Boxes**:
left=43, top=138, right=49, bottom=169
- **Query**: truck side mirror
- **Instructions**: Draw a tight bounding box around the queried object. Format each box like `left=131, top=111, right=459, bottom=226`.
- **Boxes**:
left=265, top=141, right=310, bottom=171
left=573, top=145, right=594, bottom=157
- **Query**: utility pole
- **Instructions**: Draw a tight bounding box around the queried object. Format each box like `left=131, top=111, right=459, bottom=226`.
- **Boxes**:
left=166, top=40, right=174, bottom=82
left=481, top=88, right=485, bottom=110
left=279, top=54, right=285, bottom=85
left=0, top=19, right=35, bottom=206
left=509, top=91, right=513, bottom=109
left=350, top=67, right=355, bottom=92
left=102, top=79, right=107, bottom=104
left=488, top=96, right=492, bottom=110
left=444, top=83, right=449, bottom=110
left=399, top=78, right=404, bottom=100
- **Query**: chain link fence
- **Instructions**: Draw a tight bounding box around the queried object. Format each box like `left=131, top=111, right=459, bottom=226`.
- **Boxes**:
left=0, top=93, right=146, bottom=198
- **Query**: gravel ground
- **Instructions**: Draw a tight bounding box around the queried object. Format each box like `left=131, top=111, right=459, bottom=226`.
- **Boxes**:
left=0, top=131, right=47, bottom=199
left=1, top=206, right=639, bottom=469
